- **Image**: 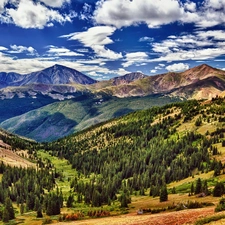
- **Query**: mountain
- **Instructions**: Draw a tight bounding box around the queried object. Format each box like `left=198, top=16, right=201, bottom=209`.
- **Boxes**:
left=0, top=64, right=97, bottom=87
left=20, top=64, right=97, bottom=85
left=111, top=72, right=147, bottom=85
left=95, top=64, right=225, bottom=98
left=1, top=63, right=225, bottom=141
left=0, top=94, right=180, bottom=142
left=0, top=72, right=24, bottom=88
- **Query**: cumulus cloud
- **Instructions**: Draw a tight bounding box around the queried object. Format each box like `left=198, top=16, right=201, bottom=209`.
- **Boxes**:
left=181, top=0, right=225, bottom=28
left=40, top=0, right=70, bottom=8
left=93, top=0, right=225, bottom=30
left=0, top=0, right=7, bottom=12
left=0, top=0, right=76, bottom=28
left=60, top=26, right=122, bottom=60
left=166, top=63, right=189, bottom=72
left=150, top=30, right=225, bottom=62
left=9, top=45, right=37, bottom=55
left=0, top=49, right=111, bottom=76
left=184, top=1, right=196, bottom=12
left=0, top=46, right=8, bottom=51
left=46, top=46, right=83, bottom=57
left=79, top=3, right=92, bottom=20
left=139, top=37, right=154, bottom=42
left=93, top=0, right=184, bottom=28
left=122, top=52, right=149, bottom=68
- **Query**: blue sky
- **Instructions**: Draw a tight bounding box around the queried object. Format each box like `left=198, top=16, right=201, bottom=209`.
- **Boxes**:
left=0, top=0, right=225, bottom=80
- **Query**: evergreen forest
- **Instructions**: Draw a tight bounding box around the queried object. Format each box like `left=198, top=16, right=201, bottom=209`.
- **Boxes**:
left=1, top=96, right=225, bottom=224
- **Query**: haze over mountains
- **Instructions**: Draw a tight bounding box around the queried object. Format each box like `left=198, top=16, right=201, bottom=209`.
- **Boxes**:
left=0, top=63, right=225, bottom=142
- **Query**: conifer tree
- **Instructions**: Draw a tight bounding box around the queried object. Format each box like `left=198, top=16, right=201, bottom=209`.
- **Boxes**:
left=195, top=178, right=202, bottom=194
left=159, top=186, right=168, bottom=202
left=3, top=197, right=15, bottom=221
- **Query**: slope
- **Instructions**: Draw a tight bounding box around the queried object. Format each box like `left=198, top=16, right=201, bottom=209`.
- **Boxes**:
left=94, top=64, right=225, bottom=98
left=41, top=96, right=225, bottom=211
left=0, top=64, right=96, bottom=87
left=0, top=94, right=181, bottom=142
left=0, top=129, right=36, bottom=168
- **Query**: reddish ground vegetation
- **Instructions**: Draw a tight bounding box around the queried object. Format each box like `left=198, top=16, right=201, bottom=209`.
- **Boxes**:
left=55, top=207, right=215, bottom=225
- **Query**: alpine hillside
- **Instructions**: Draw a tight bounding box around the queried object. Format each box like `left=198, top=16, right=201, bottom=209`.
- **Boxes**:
left=0, top=64, right=225, bottom=142
left=1, top=97, right=225, bottom=224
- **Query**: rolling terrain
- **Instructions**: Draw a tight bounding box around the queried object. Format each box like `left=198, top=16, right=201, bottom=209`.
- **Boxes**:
left=0, top=64, right=225, bottom=141
left=1, top=97, right=225, bottom=224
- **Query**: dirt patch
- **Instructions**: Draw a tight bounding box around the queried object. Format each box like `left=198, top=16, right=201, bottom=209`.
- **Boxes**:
left=0, top=147, right=35, bottom=168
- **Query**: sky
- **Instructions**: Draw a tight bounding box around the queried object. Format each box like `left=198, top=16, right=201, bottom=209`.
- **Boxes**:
left=0, top=0, right=225, bottom=80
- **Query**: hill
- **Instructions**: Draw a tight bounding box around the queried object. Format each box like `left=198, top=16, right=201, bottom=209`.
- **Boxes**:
left=1, top=63, right=225, bottom=142
left=0, top=94, right=180, bottom=142
left=44, top=96, right=225, bottom=198
left=1, top=97, right=225, bottom=224
left=0, top=129, right=36, bottom=168
left=94, top=64, right=225, bottom=98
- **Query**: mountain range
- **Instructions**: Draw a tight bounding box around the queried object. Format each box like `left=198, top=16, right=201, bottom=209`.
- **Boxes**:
left=0, top=63, right=225, bottom=141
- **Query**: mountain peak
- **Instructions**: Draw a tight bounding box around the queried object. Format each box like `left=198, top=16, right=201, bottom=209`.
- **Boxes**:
left=111, top=72, right=147, bottom=85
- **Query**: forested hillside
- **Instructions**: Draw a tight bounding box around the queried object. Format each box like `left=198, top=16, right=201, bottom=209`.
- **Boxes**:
left=44, top=96, right=225, bottom=207
left=1, top=97, right=225, bottom=224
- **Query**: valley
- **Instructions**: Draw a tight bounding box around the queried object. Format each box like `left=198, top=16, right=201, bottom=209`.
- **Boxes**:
left=1, top=64, right=225, bottom=224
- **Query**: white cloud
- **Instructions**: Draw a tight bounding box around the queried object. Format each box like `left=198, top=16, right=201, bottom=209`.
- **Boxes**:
left=0, top=0, right=7, bottom=12
left=166, top=63, right=189, bottom=72
left=60, top=26, right=122, bottom=60
left=196, top=30, right=225, bottom=41
left=117, top=68, right=130, bottom=76
left=94, top=0, right=184, bottom=28
left=1, top=0, right=76, bottom=29
left=139, top=36, right=154, bottom=42
left=122, top=52, right=149, bottom=68
left=93, top=0, right=225, bottom=30
left=46, top=46, right=83, bottom=57
left=181, top=0, right=225, bottom=28
left=79, top=3, right=92, bottom=20
left=150, top=69, right=157, bottom=73
left=40, top=0, right=70, bottom=8
left=0, top=44, right=120, bottom=78
left=150, top=30, right=225, bottom=62
left=9, top=45, right=36, bottom=55
left=184, top=1, right=196, bottom=12
left=0, top=46, right=8, bottom=51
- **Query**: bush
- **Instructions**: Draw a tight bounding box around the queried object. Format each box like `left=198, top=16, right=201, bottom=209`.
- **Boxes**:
left=151, top=208, right=166, bottom=214
left=215, top=198, right=225, bottom=212
left=42, top=216, right=52, bottom=225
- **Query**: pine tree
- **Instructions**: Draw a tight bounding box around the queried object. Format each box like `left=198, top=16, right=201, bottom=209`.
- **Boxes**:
left=2, top=207, right=9, bottom=223
left=66, top=194, right=74, bottom=208
left=4, top=197, right=15, bottom=221
left=20, top=203, right=25, bottom=215
left=36, top=206, right=43, bottom=218
left=159, top=186, right=168, bottom=202
left=190, top=183, right=194, bottom=195
left=195, top=178, right=202, bottom=194
left=213, top=182, right=225, bottom=197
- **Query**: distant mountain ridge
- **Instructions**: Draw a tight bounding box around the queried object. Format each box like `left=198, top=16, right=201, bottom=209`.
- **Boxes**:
left=1, top=63, right=225, bottom=100
left=0, top=64, right=97, bottom=87
left=95, top=64, right=225, bottom=99
left=111, top=72, right=147, bottom=85
left=1, top=63, right=225, bottom=142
